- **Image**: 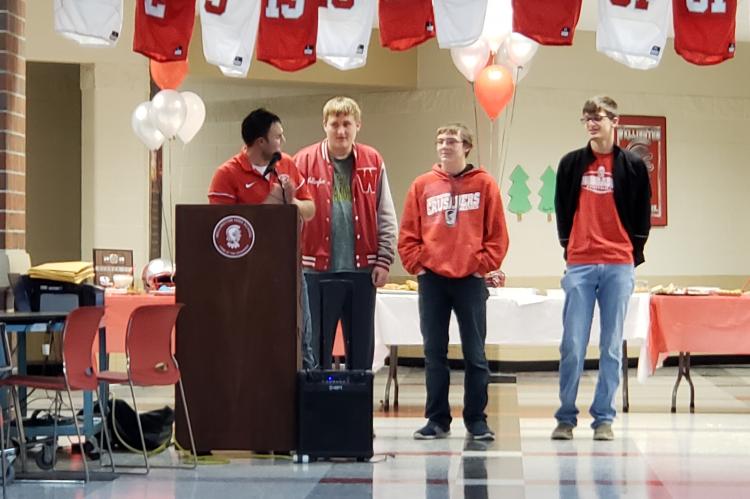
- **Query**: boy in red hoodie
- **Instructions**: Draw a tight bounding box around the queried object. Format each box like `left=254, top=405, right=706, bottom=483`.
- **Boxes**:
left=398, top=124, right=509, bottom=441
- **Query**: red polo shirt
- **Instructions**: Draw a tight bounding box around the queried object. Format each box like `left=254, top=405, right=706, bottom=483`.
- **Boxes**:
left=208, top=150, right=311, bottom=205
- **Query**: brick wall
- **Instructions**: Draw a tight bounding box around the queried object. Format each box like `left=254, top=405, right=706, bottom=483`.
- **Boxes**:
left=0, top=0, right=25, bottom=249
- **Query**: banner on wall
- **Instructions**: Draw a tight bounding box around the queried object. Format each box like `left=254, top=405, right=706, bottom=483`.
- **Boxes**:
left=617, top=115, right=668, bottom=227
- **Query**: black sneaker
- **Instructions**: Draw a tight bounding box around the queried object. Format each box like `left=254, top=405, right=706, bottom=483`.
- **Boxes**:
left=466, top=420, right=495, bottom=441
left=413, top=422, right=450, bottom=440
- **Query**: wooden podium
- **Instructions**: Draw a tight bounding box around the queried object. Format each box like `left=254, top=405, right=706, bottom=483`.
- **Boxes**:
left=174, top=204, right=300, bottom=452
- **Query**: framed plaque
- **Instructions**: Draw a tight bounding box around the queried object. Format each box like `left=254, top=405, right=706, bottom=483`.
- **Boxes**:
left=93, top=248, right=134, bottom=288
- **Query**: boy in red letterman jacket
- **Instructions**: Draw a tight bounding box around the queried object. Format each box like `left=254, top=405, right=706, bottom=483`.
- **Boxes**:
left=399, top=123, right=509, bottom=441
left=294, top=97, right=397, bottom=370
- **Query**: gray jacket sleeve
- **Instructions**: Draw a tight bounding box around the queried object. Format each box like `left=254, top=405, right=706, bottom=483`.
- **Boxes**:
left=375, top=164, right=398, bottom=270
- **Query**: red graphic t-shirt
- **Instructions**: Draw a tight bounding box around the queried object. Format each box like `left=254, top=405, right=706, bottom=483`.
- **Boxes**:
left=566, top=152, right=633, bottom=264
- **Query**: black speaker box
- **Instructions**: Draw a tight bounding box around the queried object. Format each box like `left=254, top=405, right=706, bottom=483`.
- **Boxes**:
left=297, top=369, right=373, bottom=461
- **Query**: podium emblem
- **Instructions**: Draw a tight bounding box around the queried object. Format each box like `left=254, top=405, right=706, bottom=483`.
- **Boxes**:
left=213, top=215, right=256, bottom=258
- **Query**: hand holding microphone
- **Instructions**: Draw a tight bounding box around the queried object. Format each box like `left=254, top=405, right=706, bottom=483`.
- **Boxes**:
left=262, top=151, right=282, bottom=178
left=263, top=152, right=294, bottom=204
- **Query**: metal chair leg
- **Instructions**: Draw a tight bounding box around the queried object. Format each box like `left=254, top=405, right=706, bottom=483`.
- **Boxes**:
left=127, top=382, right=150, bottom=473
left=64, top=387, right=89, bottom=482
left=9, top=387, right=26, bottom=473
left=176, top=379, right=198, bottom=469
left=1, top=410, right=6, bottom=498
left=50, top=393, right=60, bottom=471
left=94, top=391, right=115, bottom=472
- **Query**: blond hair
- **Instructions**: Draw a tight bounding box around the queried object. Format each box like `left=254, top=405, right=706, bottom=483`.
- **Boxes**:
left=582, top=96, right=619, bottom=118
left=323, top=96, right=361, bottom=123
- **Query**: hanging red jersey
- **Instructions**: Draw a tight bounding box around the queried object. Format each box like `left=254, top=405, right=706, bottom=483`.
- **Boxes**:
left=673, top=0, right=736, bottom=65
left=512, top=0, right=582, bottom=45
left=257, top=0, right=320, bottom=71
left=378, top=0, right=435, bottom=51
left=133, top=0, right=195, bottom=61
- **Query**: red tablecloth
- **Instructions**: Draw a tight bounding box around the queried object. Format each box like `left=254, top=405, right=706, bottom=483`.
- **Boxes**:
left=104, top=293, right=175, bottom=353
left=648, top=295, right=750, bottom=372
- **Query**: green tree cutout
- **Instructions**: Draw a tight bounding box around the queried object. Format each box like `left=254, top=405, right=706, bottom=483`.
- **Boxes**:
left=507, top=165, right=532, bottom=221
left=538, top=166, right=556, bottom=222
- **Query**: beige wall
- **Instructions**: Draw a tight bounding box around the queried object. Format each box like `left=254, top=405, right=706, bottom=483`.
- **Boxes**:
left=26, top=62, right=81, bottom=264
left=25, top=0, right=750, bottom=289
left=174, top=33, right=750, bottom=288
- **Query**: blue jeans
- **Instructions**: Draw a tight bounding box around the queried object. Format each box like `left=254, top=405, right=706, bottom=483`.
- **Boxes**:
left=555, top=264, right=634, bottom=428
left=300, top=273, right=316, bottom=369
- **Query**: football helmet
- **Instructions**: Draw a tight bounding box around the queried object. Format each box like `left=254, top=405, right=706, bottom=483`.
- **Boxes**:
left=142, top=258, right=175, bottom=291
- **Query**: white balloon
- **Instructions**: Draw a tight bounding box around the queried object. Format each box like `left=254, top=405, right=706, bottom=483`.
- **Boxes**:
left=450, top=38, right=491, bottom=82
left=481, top=0, right=513, bottom=54
left=177, top=91, right=206, bottom=144
left=131, top=101, right=166, bottom=150
left=149, top=89, right=187, bottom=139
left=506, top=32, right=538, bottom=67
left=495, top=39, right=534, bottom=83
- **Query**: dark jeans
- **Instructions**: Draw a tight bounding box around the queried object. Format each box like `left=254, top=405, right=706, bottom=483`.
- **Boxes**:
left=418, top=270, right=490, bottom=430
left=304, top=272, right=376, bottom=370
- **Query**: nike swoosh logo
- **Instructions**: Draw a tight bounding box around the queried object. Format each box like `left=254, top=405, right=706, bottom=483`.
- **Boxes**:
left=245, top=182, right=257, bottom=189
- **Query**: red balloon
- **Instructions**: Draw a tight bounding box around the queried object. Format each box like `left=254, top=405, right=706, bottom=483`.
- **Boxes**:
left=150, top=59, right=188, bottom=90
left=474, top=65, right=515, bottom=121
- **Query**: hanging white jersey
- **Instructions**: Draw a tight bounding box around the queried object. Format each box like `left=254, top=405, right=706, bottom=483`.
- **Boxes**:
left=433, top=0, right=487, bottom=48
left=199, top=0, right=261, bottom=78
left=54, top=0, right=122, bottom=47
left=317, top=0, right=376, bottom=70
left=596, top=0, right=671, bottom=70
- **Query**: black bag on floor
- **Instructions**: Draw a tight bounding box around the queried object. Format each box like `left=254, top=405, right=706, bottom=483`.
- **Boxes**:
left=93, top=399, right=174, bottom=452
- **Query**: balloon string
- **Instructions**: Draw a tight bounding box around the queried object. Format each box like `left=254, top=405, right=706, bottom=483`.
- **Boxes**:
left=469, top=81, right=481, bottom=168
left=489, top=120, right=495, bottom=181
left=496, top=104, right=507, bottom=182
left=498, top=67, right=521, bottom=188
left=161, top=141, right=174, bottom=263
left=169, top=139, right=175, bottom=260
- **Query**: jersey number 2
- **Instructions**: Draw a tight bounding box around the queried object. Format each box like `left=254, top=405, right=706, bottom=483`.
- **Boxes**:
left=205, top=0, right=228, bottom=15
left=145, top=0, right=166, bottom=18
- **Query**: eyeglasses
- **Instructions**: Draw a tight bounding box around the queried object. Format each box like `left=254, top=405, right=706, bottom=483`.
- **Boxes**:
left=579, top=115, right=611, bottom=124
left=436, top=138, right=464, bottom=146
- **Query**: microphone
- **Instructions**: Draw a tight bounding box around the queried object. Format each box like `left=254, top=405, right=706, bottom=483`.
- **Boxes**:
left=263, top=152, right=282, bottom=178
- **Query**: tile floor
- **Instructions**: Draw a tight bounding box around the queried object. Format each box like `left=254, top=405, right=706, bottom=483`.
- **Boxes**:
left=3, top=364, right=750, bottom=498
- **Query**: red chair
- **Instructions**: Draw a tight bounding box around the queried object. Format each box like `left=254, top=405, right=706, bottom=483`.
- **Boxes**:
left=98, top=303, right=197, bottom=472
left=0, top=306, right=114, bottom=482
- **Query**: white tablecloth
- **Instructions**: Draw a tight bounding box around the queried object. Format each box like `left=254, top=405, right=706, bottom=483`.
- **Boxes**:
left=372, top=288, right=651, bottom=371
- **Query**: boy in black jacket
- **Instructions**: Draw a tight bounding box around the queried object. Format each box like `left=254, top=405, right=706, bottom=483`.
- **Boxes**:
left=551, top=96, right=651, bottom=441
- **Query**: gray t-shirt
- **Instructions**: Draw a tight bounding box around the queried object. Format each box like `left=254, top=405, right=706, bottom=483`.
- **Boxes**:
left=330, top=154, right=356, bottom=272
